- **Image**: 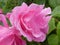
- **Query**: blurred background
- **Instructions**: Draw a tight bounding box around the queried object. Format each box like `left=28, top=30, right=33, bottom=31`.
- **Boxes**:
left=0, top=0, right=60, bottom=45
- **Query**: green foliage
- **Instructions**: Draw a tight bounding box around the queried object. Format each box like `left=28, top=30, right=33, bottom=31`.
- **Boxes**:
left=49, top=0, right=60, bottom=8
left=48, top=18, right=56, bottom=34
left=48, top=34, right=58, bottom=45
left=33, top=0, right=45, bottom=4
left=57, top=22, right=60, bottom=44
left=52, top=6, right=60, bottom=18
left=2, top=0, right=26, bottom=13
left=0, top=1, right=5, bottom=8
left=27, top=42, right=41, bottom=45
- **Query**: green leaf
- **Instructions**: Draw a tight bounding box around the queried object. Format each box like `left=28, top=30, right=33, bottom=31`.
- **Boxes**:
left=57, top=22, right=60, bottom=44
left=49, top=0, right=60, bottom=8
left=33, top=0, right=45, bottom=4
left=52, top=6, right=60, bottom=18
left=48, top=34, right=58, bottom=45
left=48, top=18, right=56, bottom=34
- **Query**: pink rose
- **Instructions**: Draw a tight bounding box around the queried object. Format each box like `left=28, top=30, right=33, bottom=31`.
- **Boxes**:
left=9, top=2, right=51, bottom=42
left=0, top=9, right=3, bottom=14
left=0, top=14, right=26, bottom=45
left=0, top=26, right=26, bottom=45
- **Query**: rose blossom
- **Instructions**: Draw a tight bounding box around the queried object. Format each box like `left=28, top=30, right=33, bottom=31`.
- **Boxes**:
left=9, top=2, right=52, bottom=42
left=0, top=14, right=26, bottom=45
left=0, top=26, right=26, bottom=45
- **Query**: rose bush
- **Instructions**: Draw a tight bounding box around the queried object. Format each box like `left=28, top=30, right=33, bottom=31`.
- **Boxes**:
left=0, top=0, right=60, bottom=45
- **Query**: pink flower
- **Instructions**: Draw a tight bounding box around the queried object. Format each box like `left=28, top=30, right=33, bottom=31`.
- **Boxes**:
left=0, top=14, right=26, bottom=45
left=0, top=26, right=26, bottom=45
left=9, top=2, right=52, bottom=42
left=0, top=9, right=3, bottom=14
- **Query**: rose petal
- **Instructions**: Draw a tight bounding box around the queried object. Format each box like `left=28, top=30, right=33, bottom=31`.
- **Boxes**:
left=33, top=32, right=46, bottom=42
left=0, top=14, right=9, bottom=27
left=40, top=7, right=51, bottom=16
